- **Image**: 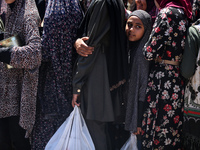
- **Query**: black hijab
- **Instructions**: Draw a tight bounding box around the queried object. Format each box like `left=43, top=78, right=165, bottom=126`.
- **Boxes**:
left=77, top=0, right=128, bottom=90
left=106, top=0, right=128, bottom=90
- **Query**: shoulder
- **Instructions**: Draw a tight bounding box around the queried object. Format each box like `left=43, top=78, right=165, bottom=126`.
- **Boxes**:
left=193, top=24, right=200, bottom=33
left=24, top=9, right=40, bottom=26
left=187, top=25, right=200, bottom=41
left=159, top=7, right=185, bottom=19
left=23, top=1, right=40, bottom=25
left=91, top=0, right=105, bottom=7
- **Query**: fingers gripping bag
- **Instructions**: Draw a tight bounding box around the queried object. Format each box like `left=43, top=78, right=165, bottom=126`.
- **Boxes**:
left=45, top=106, right=95, bottom=150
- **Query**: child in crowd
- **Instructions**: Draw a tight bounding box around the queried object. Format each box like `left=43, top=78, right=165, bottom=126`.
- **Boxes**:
left=124, top=9, right=152, bottom=150
left=73, top=9, right=152, bottom=149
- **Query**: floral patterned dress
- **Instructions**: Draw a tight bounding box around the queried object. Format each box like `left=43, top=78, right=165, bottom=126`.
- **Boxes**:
left=141, top=7, right=188, bottom=150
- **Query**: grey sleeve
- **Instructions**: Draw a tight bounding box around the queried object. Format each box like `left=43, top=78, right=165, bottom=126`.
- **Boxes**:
left=181, top=26, right=200, bottom=79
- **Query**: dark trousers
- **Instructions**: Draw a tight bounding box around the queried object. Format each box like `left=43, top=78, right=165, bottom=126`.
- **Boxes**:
left=85, top=119, right=110, bottom=150
left=0, top=116, right=31, bottom=150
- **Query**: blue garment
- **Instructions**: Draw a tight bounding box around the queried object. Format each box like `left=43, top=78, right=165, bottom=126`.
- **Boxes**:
left=31, top=0, right=83, bottom=149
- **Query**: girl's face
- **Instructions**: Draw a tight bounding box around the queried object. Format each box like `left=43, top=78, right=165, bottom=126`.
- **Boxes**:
left=5, top=0, right=15, bottom=4
left=125, top=16, right=144, bottom=42
left=135, top=0, right=147, bottom=10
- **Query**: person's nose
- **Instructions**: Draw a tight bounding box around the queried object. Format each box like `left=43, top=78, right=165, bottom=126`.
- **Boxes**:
left=130, top=26, right=135, bottom=31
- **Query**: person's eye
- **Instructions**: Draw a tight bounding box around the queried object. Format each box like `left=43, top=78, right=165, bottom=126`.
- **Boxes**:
left=136, top=25, right=142, bottom=29
left=127, top=22, right=133, bottom=28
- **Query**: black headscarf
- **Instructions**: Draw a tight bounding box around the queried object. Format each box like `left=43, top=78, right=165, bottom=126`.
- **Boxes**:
left=106, top=0, right=128, bottom=90
left=77, top=0, right=128, bottom=90
left=125, top=10, right=152, bottom=132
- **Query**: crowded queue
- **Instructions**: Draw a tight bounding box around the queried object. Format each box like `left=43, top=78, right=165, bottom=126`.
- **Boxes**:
left=0, top=0, right=199, bottom=150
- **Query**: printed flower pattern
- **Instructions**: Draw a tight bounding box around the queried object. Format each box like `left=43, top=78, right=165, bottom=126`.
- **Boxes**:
left=141, top=7, right=187, bottom=150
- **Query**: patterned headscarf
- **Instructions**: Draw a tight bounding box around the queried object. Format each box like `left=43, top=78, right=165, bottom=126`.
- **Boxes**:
left=156, top=0, right=192, bottom=19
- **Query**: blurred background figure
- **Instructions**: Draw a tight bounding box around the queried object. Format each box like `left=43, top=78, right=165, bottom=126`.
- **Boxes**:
left=127, top=0, right=135, bottom=11
left=192, top=0, right=200, bottom=23
left=127, top=0, right=157, bottom=25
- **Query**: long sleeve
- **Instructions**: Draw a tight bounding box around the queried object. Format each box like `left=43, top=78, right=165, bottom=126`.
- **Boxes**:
left=9, top=15, right=41, bottom=70
left=73, top=0, right=110, bottom=94
left=181, top=26, right=200, bottom=79
left=143, top=9, right=169, bottom=61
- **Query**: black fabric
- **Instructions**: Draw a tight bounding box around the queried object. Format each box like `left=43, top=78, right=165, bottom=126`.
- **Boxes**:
left=146, top=0, right=155, bottom=13
left=35, top=0, right=46, bottom=20
left=85, top=119, right=108, bottom=150
left=137, top=101, right=144, bottom=127
left=0, top=34, right=3, bottom=41
left=8, top=2, right=16, bottom=10
left=128, top=40, right=140, bottom=66
left=0, top=116, right=31, bottom=150
left=183, top=117, right=200, bottom=150
left=77, top=0, right=128, bottom=89
left=73, top=0, right=116, bottom=122
left=106, top=0, right=128, bottom=89
left=0, top=46, right=12, bottom=64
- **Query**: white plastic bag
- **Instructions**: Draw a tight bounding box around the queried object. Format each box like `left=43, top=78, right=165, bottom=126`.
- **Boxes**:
left=120, top=134, right=138, bottom=150
left=45, top=106, right=95, bottom=150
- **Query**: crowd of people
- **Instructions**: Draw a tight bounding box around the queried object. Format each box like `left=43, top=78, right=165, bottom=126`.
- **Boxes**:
left=0, top=0, right=200, bottom=150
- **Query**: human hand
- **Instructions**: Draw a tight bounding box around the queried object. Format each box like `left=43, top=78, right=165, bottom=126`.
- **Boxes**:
left=133, top=127, right=142, bottom=135
left=72, top=94, right=80, bottom=108
left=74, top=37, right=94, bottom=57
